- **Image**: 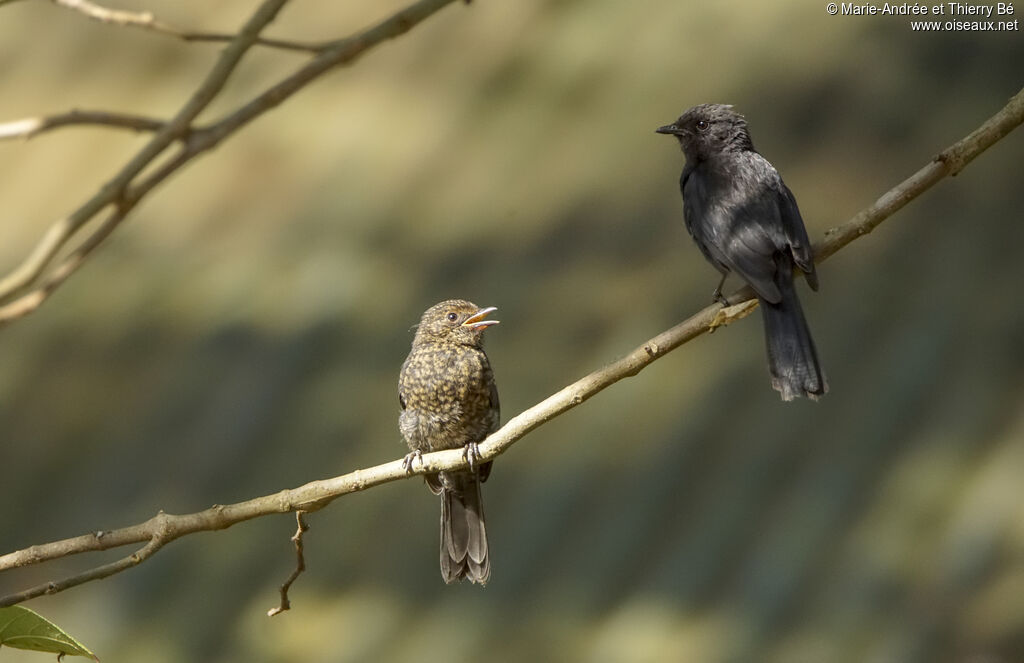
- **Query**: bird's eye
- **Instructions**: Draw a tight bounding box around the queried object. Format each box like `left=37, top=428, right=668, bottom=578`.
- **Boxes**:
left=696, top=119, right=709, bottom=131
left=446, top=312, right=458, bottom=322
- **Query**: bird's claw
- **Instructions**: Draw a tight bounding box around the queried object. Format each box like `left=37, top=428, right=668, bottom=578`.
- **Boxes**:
left=712, top=272, right=729, bottom=307
left=402, top=450, right=424, bottom=474
left=462, top=442, right=482, bottom=471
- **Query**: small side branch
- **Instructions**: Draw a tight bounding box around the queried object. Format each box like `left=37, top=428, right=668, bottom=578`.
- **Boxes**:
left=50, top=0, right=322, bottom=53
left=0, top=110, right=166, bottom=141
left=267, top=512, right=309, bottom=617
left=0, top=527, right=168, bottom=606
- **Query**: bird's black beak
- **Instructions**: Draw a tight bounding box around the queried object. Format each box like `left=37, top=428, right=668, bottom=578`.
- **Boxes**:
left=656, top=123, right=684, bottom=136
left=462, top=306, right=499, bottom=330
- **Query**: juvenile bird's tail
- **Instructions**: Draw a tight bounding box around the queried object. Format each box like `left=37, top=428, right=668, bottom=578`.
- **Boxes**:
left=761, top=256, right=827, bottom=401
left=439, top=471, right=490, bottom=585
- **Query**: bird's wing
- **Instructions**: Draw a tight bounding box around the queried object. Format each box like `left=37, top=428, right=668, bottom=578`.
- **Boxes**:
left=721, top=195, right=783, bottom=303
left=489, top=379, right=500, bottom=425
left=680, top=163, right=698, bottom=239
left=778, top=181, right=819, bottom=290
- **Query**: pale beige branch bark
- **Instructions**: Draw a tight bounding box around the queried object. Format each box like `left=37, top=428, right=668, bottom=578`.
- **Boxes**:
left=0, top=109, right=166, bottom=141
left=49, top=0, right=322, bottom=52
left=0, top=207, right=125, bottom=323
left=1, top=86, right=1021, bottom=608
left=0, top=0, right=463, bottom=324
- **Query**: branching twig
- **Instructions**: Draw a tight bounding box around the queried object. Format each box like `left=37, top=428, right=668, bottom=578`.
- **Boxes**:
left=0, top=0, right=288, bottom=308
left=0, top=86, right=1021, bottom=608
left=49, top=0, right=323, bottom=53
left=0, top=515, right=170, bottom=607
left=0, top=0, right=463, bottom=323
left=267, top=512, right=309, bottom=617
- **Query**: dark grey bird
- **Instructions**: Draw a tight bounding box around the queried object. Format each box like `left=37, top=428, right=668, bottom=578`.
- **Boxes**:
left=398, top=299, right=500, bottom=584
left=657, top=104, right=827, bottom=400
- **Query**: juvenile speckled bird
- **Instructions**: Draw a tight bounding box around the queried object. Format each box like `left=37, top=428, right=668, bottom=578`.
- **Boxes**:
left=398, top=299, right=500, bottom=585
left=657, top=104, right=827, bottom=400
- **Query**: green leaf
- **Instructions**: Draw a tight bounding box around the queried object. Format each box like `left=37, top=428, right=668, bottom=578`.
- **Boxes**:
left=0, top=605, right=99, bottom=661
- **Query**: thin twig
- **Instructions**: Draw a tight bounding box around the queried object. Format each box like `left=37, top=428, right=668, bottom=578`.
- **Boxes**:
left=50, top=0, right=322, bottom=53
left=0, top=0, right=463, bottom=321
left=267, top=512, right=309, bottom=617
left=1, top=87, right=1022, bottom=607
left=0, top=207, right=125, bottom=324
left=0, top=109, right=167, bottom=141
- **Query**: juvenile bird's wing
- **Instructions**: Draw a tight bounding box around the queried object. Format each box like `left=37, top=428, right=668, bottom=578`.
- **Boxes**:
left=476, top=369, right=500, bottom=484
left=488, top=379, right=500, bottom=429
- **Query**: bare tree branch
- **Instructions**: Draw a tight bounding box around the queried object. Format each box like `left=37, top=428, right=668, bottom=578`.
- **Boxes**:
left=0, top=110, right=166, bottom=141
left=0, top=208, right=125, bottom=324
left=0, top=538, right=167, bottom=608
left=49, top=0, right=323, bottom=52
left=0, top=0, right=465, bottom=144
left=813, top=100, right=1024, bottom=263
left=1, top=86, right=1021, bottom=608
left=0, top=0, right=463, bottom=324
left=0, top=0, right=288, bottom=306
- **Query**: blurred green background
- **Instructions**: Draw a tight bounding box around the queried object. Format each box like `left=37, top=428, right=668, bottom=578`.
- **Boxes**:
left=1, top=1, right=1022, bottom=661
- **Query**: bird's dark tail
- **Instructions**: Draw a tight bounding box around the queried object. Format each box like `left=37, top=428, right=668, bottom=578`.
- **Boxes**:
left=760, top=256, right=827, bottom=401
left=439, top=471, right=490, bottom=585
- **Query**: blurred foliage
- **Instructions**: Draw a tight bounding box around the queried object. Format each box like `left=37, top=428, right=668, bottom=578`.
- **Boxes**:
left=1, top=1, right=1022, bottom=662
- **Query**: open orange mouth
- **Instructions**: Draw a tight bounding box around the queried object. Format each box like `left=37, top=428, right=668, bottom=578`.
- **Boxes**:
left=461, top=306, right=499, bottom=329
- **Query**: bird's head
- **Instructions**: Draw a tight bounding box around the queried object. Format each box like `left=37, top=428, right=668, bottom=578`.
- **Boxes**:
left=656, top=103, right=754, bottom=161
left=413, top=299, right=499, bottom=347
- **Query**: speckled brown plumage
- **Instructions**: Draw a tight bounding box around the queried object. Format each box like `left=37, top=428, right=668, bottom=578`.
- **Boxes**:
left=398, top=299, right=500, bottom=585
